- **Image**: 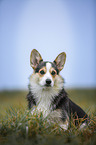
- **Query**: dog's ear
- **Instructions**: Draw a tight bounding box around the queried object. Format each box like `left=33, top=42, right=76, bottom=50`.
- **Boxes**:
left=30, top=49, right=43, bottom=69
left=54, top=52, right=66, bottom=71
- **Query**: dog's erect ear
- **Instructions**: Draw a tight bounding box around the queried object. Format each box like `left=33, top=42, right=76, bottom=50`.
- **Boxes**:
left=30, top=49, right=43, bottom=69
left=54, top=52, right=66, bottom=71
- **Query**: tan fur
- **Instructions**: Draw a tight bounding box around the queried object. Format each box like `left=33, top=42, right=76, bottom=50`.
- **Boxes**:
left=38, top=67, right=46, bottom=76
left=54, top=52, right=66, bottom=71
left=30, top=49, right=42, bottom=69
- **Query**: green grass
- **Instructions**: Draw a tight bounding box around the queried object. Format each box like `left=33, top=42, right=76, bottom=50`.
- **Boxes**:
left=0, top=89, right=96, bottom=145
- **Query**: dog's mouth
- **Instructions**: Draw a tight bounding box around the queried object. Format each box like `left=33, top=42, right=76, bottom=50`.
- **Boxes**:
left=45, top=84, right=51, bottom=87
left=44, top=79, right=52, bottom=87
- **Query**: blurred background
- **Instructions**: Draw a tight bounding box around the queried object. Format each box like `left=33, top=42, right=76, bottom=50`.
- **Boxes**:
left=0, top=0, right=96, bottom=90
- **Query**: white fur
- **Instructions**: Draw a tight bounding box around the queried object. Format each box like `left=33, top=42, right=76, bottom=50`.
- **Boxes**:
left=39, top=63, right=54, bottom=87
left=60, top=123, right=69, bottom=130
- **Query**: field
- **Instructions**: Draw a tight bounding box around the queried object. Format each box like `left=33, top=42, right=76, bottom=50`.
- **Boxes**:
left=0, top=89, right=96, bottom=145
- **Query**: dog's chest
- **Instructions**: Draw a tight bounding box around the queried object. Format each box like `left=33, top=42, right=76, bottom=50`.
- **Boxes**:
left=35, top=92, right=53, bottom=117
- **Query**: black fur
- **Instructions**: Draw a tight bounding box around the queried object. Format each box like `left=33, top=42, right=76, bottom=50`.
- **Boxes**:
left=35, top=61, right=46, bottom=73
left=27, top=88, right=88, bottom=124
left=35, top=61, right=59, bottom=74
left=52, top=89, right=88, bottom=124
left=27, top=91, right=36, bottom=109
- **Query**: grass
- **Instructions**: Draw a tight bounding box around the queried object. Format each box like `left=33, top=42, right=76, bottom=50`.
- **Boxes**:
left=0, top=89, right=96, bottom=145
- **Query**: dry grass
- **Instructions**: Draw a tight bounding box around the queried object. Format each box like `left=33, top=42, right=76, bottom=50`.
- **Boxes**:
left=0, top=89, right=96, bottom=145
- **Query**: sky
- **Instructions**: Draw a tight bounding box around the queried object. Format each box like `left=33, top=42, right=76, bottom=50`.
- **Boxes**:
left=0, top=0, right=96, bottom=90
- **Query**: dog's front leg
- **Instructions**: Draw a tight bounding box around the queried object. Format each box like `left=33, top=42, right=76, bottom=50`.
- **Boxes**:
left=48, top=109, right=69, bottom=131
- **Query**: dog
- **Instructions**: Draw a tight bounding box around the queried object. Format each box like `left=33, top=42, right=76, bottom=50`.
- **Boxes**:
left=27, top=49, right=88, bottom=130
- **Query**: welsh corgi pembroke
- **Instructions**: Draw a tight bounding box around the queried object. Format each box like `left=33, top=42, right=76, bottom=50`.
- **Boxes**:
left=27, top=49, right=88, bottom=130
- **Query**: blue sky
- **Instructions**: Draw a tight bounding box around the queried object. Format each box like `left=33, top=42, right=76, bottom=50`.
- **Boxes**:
left=0, top=0, right=96, bottom=90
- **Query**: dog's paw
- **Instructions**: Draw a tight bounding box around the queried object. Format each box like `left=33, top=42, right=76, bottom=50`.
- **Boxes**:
left=59, top=122, right=69, bottom=131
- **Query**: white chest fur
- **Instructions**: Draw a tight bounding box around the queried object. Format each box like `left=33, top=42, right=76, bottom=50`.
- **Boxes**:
left=33, top=89, right=56, bottom=117
left=36, top=96, right=51, bottom=117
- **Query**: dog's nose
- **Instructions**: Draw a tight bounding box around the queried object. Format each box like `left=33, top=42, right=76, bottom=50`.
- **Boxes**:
left=46, top=79, right=51, bottom=85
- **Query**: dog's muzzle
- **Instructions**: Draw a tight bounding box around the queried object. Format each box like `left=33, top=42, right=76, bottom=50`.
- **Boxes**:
left=45, top=79, right=52, bottom=87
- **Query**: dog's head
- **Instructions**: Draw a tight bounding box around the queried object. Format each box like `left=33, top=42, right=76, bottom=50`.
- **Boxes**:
left=30, top=49, right=66, bottom=90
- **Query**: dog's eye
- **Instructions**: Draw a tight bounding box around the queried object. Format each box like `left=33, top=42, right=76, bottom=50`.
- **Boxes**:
left=51, top=70, right=56, bottom=76
left=39, top=70, right=45, bottom=75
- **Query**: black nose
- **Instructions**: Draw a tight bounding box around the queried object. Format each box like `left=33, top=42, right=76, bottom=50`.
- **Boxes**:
left=46, top=79, right=51, bottom=86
